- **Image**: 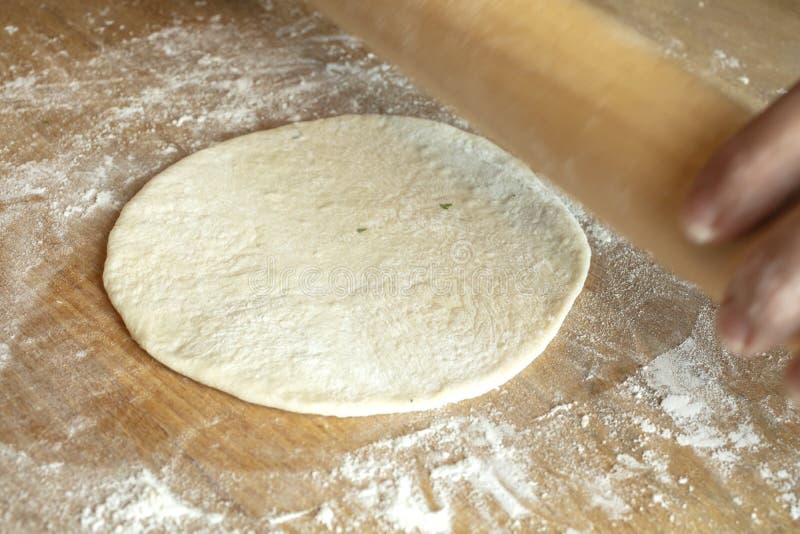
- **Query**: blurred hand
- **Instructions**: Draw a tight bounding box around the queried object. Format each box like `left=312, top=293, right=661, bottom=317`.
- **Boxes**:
left=682, top=81, right=800, bottom=392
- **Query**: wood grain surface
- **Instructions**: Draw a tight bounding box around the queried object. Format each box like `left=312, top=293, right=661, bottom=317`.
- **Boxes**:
left=1, top=0, right=800, bottom=532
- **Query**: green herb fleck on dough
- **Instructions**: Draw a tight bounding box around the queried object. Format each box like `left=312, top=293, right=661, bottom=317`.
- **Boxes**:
left=356, top=227, right=367, bottom=233
left=439, top=203, right=452, bottom=210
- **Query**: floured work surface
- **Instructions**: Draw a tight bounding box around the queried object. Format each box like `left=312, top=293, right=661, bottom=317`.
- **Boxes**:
left=2, top=0, right=800, bottom=531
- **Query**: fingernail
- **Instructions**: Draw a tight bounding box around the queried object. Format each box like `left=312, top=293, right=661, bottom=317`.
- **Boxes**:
left=682, top=199, right=718, bottom=244
left=685, top=220, right=716, bottom=244
left=717, top=300, right=753, bottom=354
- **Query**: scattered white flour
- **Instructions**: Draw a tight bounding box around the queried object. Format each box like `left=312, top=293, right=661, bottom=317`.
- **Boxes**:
left=624, top=306, right=764, bottom=475
left=66, top=415, right=96, bottom=439
left=314, top=503, right=335, bottom=528
left=0, top=442, right=226, bottom=532
left=80, top=469, right=224, bottom=532
left=711, top=49, right=742, bottom=71
left=321, top=415, right=537, bottom=532
left=663, top=37, right=687, bottom=59
left=0, top=343, right=10, bottom=370
left=266, top=508, right=313, bottom=526
left=588, top=473, right=631, bottom=520
left=759, top=466, right=800, bottom=521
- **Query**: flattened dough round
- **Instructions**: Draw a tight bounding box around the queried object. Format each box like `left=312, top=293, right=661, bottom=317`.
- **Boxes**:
left=104, top=115, right=590, bottom=416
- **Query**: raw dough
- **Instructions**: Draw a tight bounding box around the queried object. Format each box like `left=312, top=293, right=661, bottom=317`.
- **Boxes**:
left=104, top=115, right=590, bottom=416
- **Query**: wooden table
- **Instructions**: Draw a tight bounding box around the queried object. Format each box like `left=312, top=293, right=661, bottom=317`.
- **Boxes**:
left=1, top=0, right=799, bottom=531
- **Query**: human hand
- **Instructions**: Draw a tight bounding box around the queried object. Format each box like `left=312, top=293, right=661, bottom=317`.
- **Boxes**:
left=682, top=81, right=800, bottom=391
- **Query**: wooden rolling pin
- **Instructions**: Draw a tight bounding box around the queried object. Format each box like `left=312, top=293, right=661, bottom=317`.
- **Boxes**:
left=310, top=0, right=756, bottom=300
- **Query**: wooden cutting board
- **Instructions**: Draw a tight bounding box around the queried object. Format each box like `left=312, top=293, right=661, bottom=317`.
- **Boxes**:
left=2, top=0, right=800, bottom=531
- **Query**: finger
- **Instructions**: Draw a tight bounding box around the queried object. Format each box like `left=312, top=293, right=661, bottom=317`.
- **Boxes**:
left=682, top=81, right=800, bottom=244
left=717, top=203, right=800, bottom=354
